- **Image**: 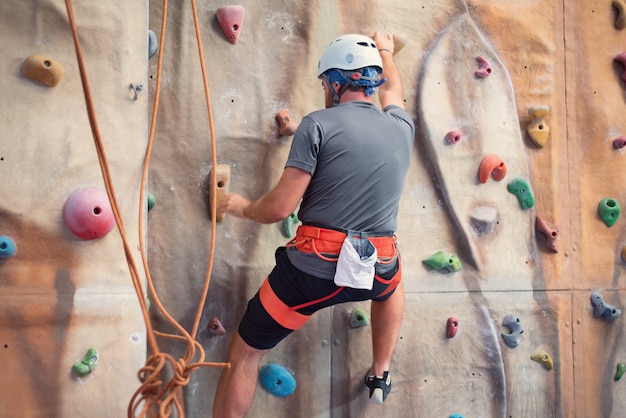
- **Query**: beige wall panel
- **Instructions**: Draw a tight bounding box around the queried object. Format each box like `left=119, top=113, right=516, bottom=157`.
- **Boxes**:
left=564, top=0, right=626, bottom=290
left=573, top=290, right=626, bottom=418
left=0, top=0, right=148, bottom=416
left=331, top=291, right=573, bottom=417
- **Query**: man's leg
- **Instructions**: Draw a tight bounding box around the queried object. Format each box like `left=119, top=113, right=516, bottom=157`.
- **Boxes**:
left=213, top=332, right=268, bottom=418
left=367, top=281, right=405, bottom=402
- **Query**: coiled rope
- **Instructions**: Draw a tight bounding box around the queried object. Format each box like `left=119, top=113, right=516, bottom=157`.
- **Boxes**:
left=64, top=0, right=229, bottom=416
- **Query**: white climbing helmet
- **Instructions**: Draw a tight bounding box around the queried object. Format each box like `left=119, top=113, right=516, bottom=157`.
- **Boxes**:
left=317, top=34, right=383, bottom=77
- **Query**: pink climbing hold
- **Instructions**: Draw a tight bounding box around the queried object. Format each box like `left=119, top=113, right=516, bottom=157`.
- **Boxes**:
left=208, top=316, right=226, bottom=336
left=63, top=187, right=115, bottom=240
left=478, top=154, right=507, bottom=183
left=216, top=5, right=245, bottom=45
left=614, top=52, right=626, bottom=83
left=445, top=130, right=463, bottom=145
left=613, top=136, right=626, bottom=149
left=446, top=317, right=459, bottom=338
left=474, top=55, right=492, bottom=78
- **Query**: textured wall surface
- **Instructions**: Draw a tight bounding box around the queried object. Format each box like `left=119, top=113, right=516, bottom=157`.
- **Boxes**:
left=2, top=0, right=626, bottom=417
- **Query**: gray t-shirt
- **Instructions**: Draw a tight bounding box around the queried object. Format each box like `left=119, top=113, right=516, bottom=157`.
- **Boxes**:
left=285, top=100, right=414, bottom=278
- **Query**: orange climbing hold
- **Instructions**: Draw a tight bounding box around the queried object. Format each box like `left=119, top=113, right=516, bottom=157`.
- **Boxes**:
left=208, top=165, right=231, bottom=222
left=275, top=109, right=299, bottom=137
left=216, top=5, right=245, bottom=45
left=21, top=54, right=64, bottom=87
left=478, top=154, right=507, bottom=183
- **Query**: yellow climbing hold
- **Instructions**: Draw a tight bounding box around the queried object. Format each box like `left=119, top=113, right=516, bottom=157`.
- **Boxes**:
left=530, top=351, right=553, bottom=370
left=22, top=54, right=64, bottom=87
left=527, top=105, right=550, bottom=147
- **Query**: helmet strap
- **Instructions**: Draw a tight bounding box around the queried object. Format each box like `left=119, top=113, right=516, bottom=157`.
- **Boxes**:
left=322, top=74, right=352, bottom=107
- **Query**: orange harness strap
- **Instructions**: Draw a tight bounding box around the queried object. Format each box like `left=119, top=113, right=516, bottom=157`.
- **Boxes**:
left=287, top=225, right=397, bottom=261
left=259, top=278, right=312, bottom=330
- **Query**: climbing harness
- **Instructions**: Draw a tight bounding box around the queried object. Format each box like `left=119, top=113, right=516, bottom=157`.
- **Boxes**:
left=64, top=0, right=228, bottom=417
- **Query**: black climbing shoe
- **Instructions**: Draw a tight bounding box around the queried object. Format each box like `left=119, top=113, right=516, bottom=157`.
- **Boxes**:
left=364, top=371, right=391, bottom=404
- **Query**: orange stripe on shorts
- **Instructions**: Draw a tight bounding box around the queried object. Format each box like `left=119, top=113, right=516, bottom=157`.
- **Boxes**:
left=259, top=278, right=311, bottom=330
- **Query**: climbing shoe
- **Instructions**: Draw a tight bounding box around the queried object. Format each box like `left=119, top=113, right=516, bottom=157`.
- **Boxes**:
left=364, top=371, right=391, bottom=404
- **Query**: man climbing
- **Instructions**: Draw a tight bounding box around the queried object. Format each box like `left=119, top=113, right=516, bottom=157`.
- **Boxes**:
left=213, top=32, right=414, bottom=417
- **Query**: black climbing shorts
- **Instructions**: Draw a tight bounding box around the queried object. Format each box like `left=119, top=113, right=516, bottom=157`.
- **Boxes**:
left=238, top=246, right=401, bottom=350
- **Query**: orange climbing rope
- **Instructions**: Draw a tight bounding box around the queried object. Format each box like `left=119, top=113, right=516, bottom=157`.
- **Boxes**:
left=64, top=1, right=229, bottom=417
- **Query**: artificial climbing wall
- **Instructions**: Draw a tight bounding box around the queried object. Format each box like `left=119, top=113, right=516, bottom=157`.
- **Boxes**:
left=2, top=0, right=626, bottom=417
left=0, top=1, right=148, bottom=417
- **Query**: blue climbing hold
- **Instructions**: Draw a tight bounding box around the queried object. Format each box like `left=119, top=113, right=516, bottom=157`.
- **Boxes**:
left=259, top=363, right=296, bottom=397
left=0, top=235, right=16, bottom=259
left=449, top=414, right=464, bottom=418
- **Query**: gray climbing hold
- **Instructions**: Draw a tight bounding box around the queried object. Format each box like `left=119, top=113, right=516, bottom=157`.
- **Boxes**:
left=148, top=30, right=158, bottom=59
left=501, top=314, right=524, bottom=348
left=590, top=292, right=622, bottom=321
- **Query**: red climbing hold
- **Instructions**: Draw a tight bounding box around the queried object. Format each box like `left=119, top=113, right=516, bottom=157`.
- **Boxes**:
left=63, top=187, right=115, bottom=240
left=613, top=136, right=626, bottom=149
left=216, top=5, right=245, bottom=45
left=478, top=154, right=507, bottom=183
left=446, top=317, right=459, bottom=338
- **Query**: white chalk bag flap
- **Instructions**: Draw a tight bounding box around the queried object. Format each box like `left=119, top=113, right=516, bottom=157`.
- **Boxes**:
left=334, top=230, right=377, bottom=290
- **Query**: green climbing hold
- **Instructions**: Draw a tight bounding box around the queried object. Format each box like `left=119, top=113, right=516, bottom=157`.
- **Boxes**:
left=72, top=348, right=99, bottom=377
left=350, top=308, right=370, bottom=328
left=598, top=198, right=620, bottom=227
left=282, top=213, right=298, bottom=238
left=616, top=362, right=626, bottom=381
left=423, top=251, right=462, bottom=272
left=147, top=191, right=156, bottom=211
left=507, top=177, right=535, bottom=209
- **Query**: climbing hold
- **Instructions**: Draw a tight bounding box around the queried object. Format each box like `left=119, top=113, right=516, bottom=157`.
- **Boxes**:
left=478, top=154, right=507, bottom=183
left=422, top=251, right=462, bottom=272
left=147, top=191, right=156, bottom=211
left=259, top=363, right=296, bottom=397
left=282, top=213, right=298, bottom=238
left=530, top=351, right=554, bottom=370
left=216, top=5, right=245, bottom=45
left=590, top=292, right=622, bottom=321
left=148, top=29, right=158, bottom=59
left=449, top=414, right=464, bottom=418
left=72, top=348, right=99, bottom=377
left=474, top=55, right=492, bottom=78
left=535, top=215, right=559, bottom=253
left=350, top=308, right=370, bottom=328
left=614, top=52, right=626, bottom=83
left=616, top=362, right=626, bottom=381
left=614, top=0, right=626, bottom=30
left=507, top=178, right=535, bottom=209
left=129, top=82, right=144, bottom=100
left=446, top=317, right=459, bottom=338
left=208, top=165, right=231, bottom=222
left=598, top=198, right=620, bottom=227
left=470, top=206, right=498, bottom=235
left=275, top=109, right=298, bottom=137
left=613, top=136, right=626, bottom=149
left=22, top=54, right=64, bottom=87
left=501, top=314, right=524, bottom=348
left=369, top=33, right=408, bottom=54
left=444, top=130, right=462, bottom=145
left=527, top=105, right=550, bottom=147
left=207, top=316, right=226, bottom=336
left=0, top=236, right=16, bottom=259
left=622, top=246, right=626, bottom=263
left=63, top=187, right=115, bottom=240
